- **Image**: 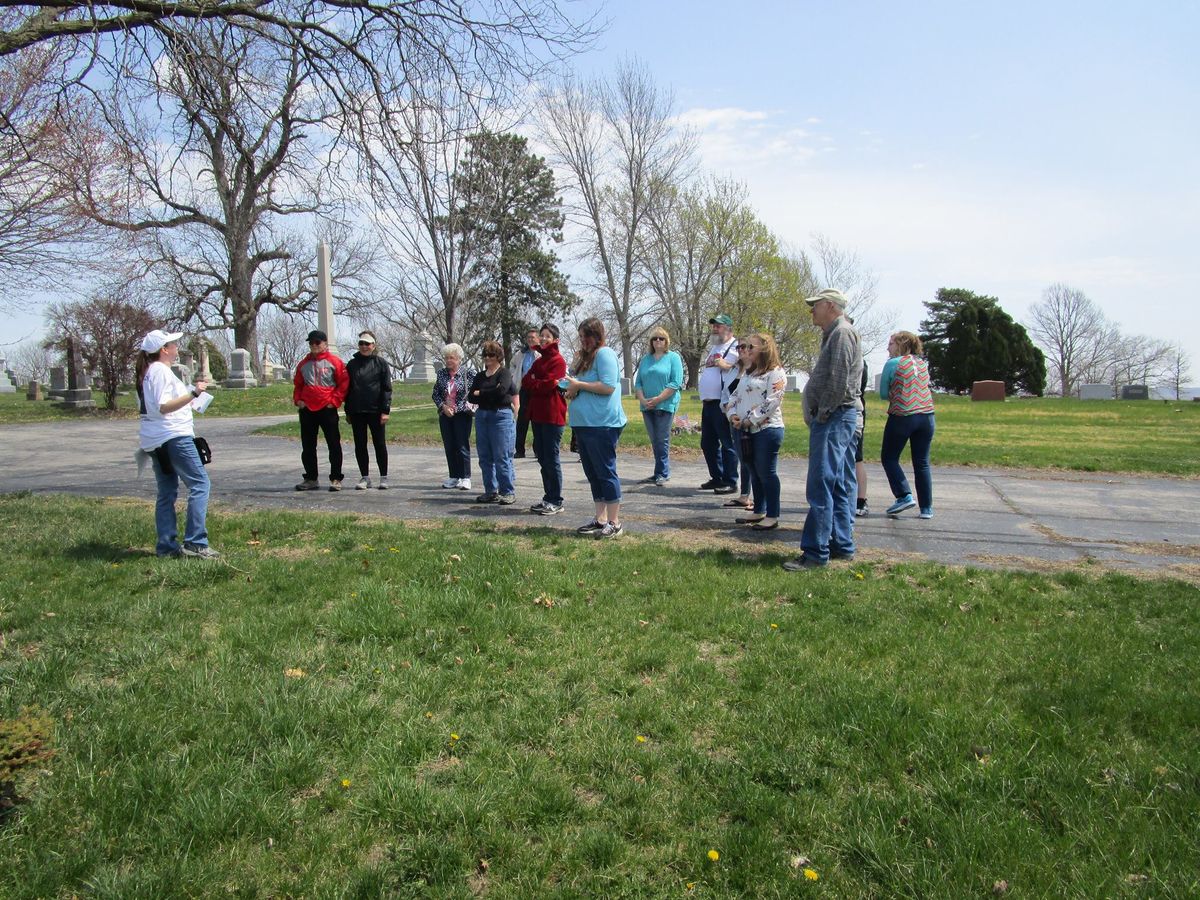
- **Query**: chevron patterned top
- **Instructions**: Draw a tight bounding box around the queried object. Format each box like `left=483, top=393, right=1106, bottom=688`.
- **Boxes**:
left=885, top=355, right=935, bottom=416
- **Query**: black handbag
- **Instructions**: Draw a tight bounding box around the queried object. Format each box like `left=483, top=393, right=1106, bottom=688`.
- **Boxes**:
left=154, top=437, right=211, bottom=475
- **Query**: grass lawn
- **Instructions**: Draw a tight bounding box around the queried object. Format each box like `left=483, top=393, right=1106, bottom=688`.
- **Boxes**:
left=5, top=383, right=1198, bottom=475
left=1, top=494, right=1197, bottom=897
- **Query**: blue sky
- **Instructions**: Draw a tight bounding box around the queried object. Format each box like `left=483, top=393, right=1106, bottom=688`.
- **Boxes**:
left=574, top=0, right=1200, bottom=377
left=4, top=2, right=1196, bottom=386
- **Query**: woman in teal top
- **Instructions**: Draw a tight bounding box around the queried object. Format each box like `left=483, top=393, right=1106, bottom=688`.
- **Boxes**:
left=563, top=317, right=627, bottom=539
left=634, top=325, right=684, bottom=485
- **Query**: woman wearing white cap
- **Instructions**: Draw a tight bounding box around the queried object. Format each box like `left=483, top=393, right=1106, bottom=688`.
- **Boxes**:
left=135, top=329, right=220, bottom=559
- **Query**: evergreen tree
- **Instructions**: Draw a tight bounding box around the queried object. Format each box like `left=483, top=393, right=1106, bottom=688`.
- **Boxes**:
left=920, top=288, right=1046, bottom=395
left=448, top=131, right=576, bottom=358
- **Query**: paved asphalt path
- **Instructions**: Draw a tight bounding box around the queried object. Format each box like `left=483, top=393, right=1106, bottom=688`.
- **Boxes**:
left=2, top=415, right=1197, bottom=579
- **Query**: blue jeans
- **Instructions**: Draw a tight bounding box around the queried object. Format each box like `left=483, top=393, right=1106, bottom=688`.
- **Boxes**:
left=152, top=435, right=211, bottom=555
left=881, top=412, right=935, bottom=510
left=731, top=427, right=752, bottom=497
left=475, top=408, right=516, bottom=495
left=641, top=409, right=673, bottom=480
left=438, top=412, right=473, bottom=479
left=800, top=406, right=859, bottom=562
left=747, top=427, right=784, bottom=518
left=532, top=422, right=565, bottom=505
left=574, top=426, right=623, bottom=503
left=700, top=400, right=737, bottom=486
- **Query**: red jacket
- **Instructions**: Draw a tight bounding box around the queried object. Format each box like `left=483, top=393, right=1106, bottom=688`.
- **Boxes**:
left=521, top=340, right=567, bottom=426
left=293, top=351, right=349, bottom=410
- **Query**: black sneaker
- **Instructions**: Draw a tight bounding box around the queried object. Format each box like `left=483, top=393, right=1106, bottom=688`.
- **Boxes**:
left=699, top=479, right=719, bottom=490
left=595, top=521, right=623, bottom=539
left=576, top=519, right=605, bottom=535
left=295, top=479, right=319, bottom=491
left=782, top=554, right=826, bottom=571
left=496, top=493, right=516, bottom=505
left=713, top=484, right=737, bottom=495
left=475, top=493, right=499, bottom=504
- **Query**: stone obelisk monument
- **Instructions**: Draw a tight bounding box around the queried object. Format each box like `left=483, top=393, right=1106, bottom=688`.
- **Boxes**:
left=316, top=241, right=335, bottom=356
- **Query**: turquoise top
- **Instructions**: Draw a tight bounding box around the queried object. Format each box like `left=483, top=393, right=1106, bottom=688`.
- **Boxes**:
left=879, top=356, right=900, bottom=400
left=569, top=346, right=628, bottom=428
left=633, top=350, right=684, bottom=414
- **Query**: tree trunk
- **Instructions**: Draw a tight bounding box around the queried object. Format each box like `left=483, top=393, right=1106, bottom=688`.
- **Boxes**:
left=233, top=310, right=260, bottom=380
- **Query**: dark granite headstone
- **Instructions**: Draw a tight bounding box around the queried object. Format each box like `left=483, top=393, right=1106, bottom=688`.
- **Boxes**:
left=57, top=336, right=95, bottom=409
left=970, top=380, right=1006, bottom=402
left=1119, top=384, right=1149, bottom=400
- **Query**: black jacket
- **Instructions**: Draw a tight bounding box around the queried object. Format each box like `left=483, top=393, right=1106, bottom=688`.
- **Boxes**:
left=345, top=353, right=393, bottom=414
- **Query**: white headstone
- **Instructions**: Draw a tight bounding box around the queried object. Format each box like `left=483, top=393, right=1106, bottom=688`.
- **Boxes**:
left=406, top=331, right=437, bottom=383
left=786, top=374, right=804, bottom=393
left=0, top=355, right=15, bottom=393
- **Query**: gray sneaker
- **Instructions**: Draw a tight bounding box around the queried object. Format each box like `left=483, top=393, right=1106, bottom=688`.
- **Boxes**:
left=182, top=544, right=221, bottom=560
left=295, top=479, right=319, bottom=491
left=595, top=521, right=623, bottom=539
left=355, top=476, right=371, bottom=490
left=576, top=519, right=604, bottom=535
left=496, top=493, right=516, bottom=505
left=378, top=477, right=389, bottom=490
left=536, top=503, right=562, bottom=516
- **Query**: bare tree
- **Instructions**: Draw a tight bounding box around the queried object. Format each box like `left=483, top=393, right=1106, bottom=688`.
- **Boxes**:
left=44, top=286, right=156, bottom=408
left=7, top=338, right=56, bottom=384
left=68, top=23, right=382, bottom=376
left=539, top=58, right=695, bottom=372
left=1026, top=283, right=1111, bottom=396
left=807, top=233, right=893, bottom=358
left=257, top=304, right=312, bottom=372
left=1160, top=344, right=1192, bottom=400
left=1109, top=333, right=1174, bottom=393
left=0, top=26, right=113, bottom=296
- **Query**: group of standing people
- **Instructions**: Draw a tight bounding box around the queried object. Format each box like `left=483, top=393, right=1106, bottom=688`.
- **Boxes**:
left=136, top=295, right=936, bottom=561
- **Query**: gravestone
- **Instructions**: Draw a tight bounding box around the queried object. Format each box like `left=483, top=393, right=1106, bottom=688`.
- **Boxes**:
left=178, top=350, right=194, bottom=379
left=171, top=363, right=190, bottom=383
left=786, top=374, right=804, bottom=393
left=57, top=336, right=96, bottom=409
left=1079, top=383, right=1113, bottom=401
left=406, top=332, right=437, bottom=383
left=619, top=377, right=633, bottom=396
left=1120, top=384, right=1149, bottom=400
left=222, top=348, right=258, bottom=388
left=0, top=355, right=16, bottom=393
left=48, top=366, right=66, bottom=398
left=970, top=380, right=1006, bottom=402
left=197, top=342, right=213, bottom=383
left=26, top=380, right=42, bottom=401
left=316, top=241, right=336, bottom=355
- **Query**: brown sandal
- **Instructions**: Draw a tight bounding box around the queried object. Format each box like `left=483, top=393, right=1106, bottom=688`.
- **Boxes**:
left=723, top=497, right=751, bottom=508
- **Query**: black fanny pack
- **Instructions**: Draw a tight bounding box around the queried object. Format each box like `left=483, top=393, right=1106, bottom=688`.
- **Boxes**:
left=154, top=437, right=211, bottom=475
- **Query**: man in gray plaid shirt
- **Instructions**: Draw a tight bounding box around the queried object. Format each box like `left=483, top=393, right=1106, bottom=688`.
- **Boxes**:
left=784, top=288, right=864, bottom=570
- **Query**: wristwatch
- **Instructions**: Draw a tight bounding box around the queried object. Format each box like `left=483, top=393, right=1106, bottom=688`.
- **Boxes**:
left=191, top=386, right=201, bottom=398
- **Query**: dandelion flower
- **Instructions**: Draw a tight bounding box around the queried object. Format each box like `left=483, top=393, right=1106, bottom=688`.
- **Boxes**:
left=424, top=712, right=433, bottom=719
left=707, top=849, right=720, bottom=862
left=770, top=623, right=779, bottom=629
left=636, top=735, right=647, bottom=743
left=450, top=733, right=460, bottom=741
left=341, top=778, right=351, bottom=789
left=804, top=868, right=819, bottom=881
left=854, top=572, right=865, bottom=580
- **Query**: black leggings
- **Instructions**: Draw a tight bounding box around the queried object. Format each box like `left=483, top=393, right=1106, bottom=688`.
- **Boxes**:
left=349, top=412, right=388, bottom=477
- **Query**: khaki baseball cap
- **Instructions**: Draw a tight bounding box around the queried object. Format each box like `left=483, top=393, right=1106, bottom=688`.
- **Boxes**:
left=804, top=289, right=848, bottom=309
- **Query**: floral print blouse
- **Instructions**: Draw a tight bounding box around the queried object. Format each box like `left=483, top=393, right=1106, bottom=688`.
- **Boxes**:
left=726, top=367, right=786, bottom=432
left=432, top=366, right=478, bottom=415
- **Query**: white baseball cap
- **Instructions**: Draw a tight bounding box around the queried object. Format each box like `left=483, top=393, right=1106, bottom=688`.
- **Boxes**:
left=140, top=329, right=183, bottom=353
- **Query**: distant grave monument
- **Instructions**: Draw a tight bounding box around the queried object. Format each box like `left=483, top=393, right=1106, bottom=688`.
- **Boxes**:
left=786, top=374, right=804, bottom=393
left=1120, top=384, right=1149, bottom=400
left=970, top=380, right=1006, bottom=402
left=48, top=366, right=66, bottom=399
left=57, top=337, right=96, bottom=409
left=222, top=348, right=258, bottom=389
left=0, top=355, right=16, bottom=393
left=197, top=342, right=214, bottom=383
left=406, top=332, right=437, bottom=383
left=1079, top=383, right=1113, bottom=401
left=26, top=380, right=42, bottom=401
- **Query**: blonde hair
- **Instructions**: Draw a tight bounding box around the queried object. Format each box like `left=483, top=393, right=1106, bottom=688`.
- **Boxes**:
left=748, top=333, right=782, bottom=375
left=891, top=331, right=924, bottom=357
left=646, top=326, right=670, bottom=354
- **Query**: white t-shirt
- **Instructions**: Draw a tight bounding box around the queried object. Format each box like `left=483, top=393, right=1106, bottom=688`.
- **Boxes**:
left=698, top=338, right=738, bottom=401
left=139, top=361, right=195, bottom=450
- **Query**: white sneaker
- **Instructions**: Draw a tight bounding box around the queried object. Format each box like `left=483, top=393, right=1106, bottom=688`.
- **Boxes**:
left=378, top=477, right=389, bottom=490
left=457, top=478, right=472, bottom=490
left=442, top=477, right=459, bottom=489
left=355, top=476, right=371, bottom=490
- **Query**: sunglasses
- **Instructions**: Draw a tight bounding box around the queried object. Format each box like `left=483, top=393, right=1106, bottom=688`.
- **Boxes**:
left=737, top=344, right=751, bottom=350
left=358, top=340, right=374, bottom=346
left=651, top=336, right=666, bottom=342
left=482, top=352, right=499, bottom=358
